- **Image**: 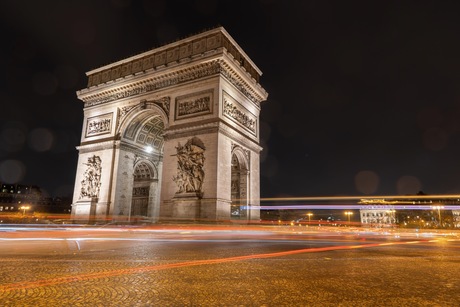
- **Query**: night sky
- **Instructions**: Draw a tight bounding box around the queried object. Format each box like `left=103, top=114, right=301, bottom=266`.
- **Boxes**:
left=2, top=0, right=460, bottom=198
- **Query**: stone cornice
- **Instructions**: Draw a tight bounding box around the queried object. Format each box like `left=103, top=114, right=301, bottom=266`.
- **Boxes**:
left=77, top=59, right=267, bottom=109
left=218, top=121, right=262, bottom=153
left=163, top=120, right=220, bottom=141
left=119, top=142, right=163, bottom=163
left=85, top=27, right=262, bottom=84
left=77, top=140, right=119, bottom=153
left=164, top=119, right=262, bottom=153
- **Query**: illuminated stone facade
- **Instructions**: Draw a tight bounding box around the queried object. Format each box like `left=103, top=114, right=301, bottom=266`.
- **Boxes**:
left=360, top=197, right=460, bottom=228
left=71, top=27, right=268, bottom=222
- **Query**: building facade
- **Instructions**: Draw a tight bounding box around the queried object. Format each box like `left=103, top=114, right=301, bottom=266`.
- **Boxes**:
left=359, top=197, right=460, bottom=228
left=71, top=27, right=268, bottom=223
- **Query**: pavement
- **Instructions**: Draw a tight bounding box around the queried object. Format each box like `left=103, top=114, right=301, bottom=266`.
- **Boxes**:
left=0, top=225, right=459, bottom=306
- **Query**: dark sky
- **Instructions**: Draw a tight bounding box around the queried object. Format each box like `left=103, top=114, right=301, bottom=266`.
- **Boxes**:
left=2, top=0, right=460, bottom=198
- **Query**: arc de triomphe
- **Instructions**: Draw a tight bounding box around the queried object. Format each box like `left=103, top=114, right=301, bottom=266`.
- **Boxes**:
left=71, top=27, right=268, bottom=222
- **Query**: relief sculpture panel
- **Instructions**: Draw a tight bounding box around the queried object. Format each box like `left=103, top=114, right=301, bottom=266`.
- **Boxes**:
left=222, top=92, right=256, bottom=135
left=86, top=113, right=113, bottom=137
left=175, top=90, right=213, bottom=120
left=172, top=137, right=206, bottom=196
left=80, top=155, right=102, bottom=199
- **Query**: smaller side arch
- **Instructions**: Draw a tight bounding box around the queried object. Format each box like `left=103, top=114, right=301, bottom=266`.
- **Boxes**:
left=130, top=159, right=160, bottom=220
left=230, top=145, right=250, bottom=219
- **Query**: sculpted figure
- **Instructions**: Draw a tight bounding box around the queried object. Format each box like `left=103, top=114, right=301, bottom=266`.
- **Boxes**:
left=80, top=155, right=102, bottom=198
left=173, top=137, right=205, bottom=194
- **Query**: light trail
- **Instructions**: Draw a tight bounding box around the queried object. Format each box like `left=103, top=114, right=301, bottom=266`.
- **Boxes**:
left=259, top=205, right=460, bottom=210
left=261, top=194, right=460, bottom=202
left=0, top=239, right=431, bottom=292
left=257, top=194, right=460, bottom=210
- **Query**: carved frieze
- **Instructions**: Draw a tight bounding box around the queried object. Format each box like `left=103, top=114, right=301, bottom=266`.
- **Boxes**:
left=80, top=60, right=265, bottom=108
left=85, top=113, right=113, bottom=137
left=175, top=90, right=213, bottom=120
left=80, top=155, right=102, bottom=199
left=172, top=137, right=206, bottom=195
left=223, top=93, right=256, bottom=135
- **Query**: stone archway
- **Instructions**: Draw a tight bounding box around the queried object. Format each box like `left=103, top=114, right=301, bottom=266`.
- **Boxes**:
left=131, top=161, right=154, bottom=218
left=231, top=146, right=249, bottom=220
left=71, top=27, right=268, bottom=223
left=115, top=106, right=166, bottom=222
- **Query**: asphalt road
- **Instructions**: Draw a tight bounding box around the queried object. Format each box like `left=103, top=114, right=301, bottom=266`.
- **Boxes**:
left=0, top=225, right=459, bottom=306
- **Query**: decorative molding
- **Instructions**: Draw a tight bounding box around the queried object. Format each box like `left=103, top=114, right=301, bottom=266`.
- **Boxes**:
left=219, top=58, right=262, bottom=108
left=163, top=119, right=262, bottom=153
left=119, top=96, right=170, bottom=124
left=218, top=122, right=262, bottom=153
left=231, top=143, right=251, bottom=171
left=175, top=90, right=213, bottom=120
left=231, top=143, right=250, bottom=162
left=119, top=143, right=162, bottom=164
left=223, top=92, right=256, bottom=135
left=79, top=60, right=265, bottom=109
left=85, top=113, right=113, bottom=138
left=81, top=61, right=221, bottom=107
left=77, top=140, right=119, bottom=154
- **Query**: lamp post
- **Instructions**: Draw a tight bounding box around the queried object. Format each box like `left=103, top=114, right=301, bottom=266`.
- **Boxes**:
left=345, top=211, right=353, bottom=226
left=19, top=206, right=30, bottom=216
left=307, top=213, right=313, bottom=226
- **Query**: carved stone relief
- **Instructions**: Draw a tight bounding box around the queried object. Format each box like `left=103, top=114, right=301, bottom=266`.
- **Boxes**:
left=172, top=137, right=206, bottom=195
left=86, top=113, right=112, bottom=137
left=80, top=155, right=102, bottom=199
left=223, top=93, right=256, bottom=134
left=175, top=90, right=213, bottom=119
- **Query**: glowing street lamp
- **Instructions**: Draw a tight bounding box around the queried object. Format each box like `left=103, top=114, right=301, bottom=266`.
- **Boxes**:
left=307, top=213, right=313, bottom=226
left=344, top=211, right=353, bottom=225
left=20, top=206, right=30, bottom=216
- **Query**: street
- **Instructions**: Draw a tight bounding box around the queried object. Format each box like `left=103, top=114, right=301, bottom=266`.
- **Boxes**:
left=1, top=225, right=459, bottom=306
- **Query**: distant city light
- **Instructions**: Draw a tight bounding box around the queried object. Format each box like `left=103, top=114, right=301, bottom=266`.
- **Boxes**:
left=145, top=146, right=154, bottom=153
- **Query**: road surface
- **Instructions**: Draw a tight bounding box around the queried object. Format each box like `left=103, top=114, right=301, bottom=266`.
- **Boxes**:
left=0, top=224, right=459, bottom=306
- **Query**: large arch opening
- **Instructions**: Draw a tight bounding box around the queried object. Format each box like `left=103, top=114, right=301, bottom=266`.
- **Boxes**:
left=119, top=106, right=166, bottom=222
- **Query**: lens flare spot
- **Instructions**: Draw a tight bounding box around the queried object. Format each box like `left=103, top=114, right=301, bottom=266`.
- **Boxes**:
left=355, top=170, right=379, bottom=194
left=423, top=127, right=448, bottom=151
left=29, top=128, right=54, bottom=152
left=396, top=175, right=422, bottom=195
left=0, top=160, right=25, bottom=183
left=32, top=72, right=58, bottom=96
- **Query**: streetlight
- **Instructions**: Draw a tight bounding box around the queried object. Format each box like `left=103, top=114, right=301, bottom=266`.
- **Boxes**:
left=344, top=211, right=353, bottom=226
left=19, top=206, right=30, bottom=216
left=307, top=213, right=313, bottom=226
left=432, top=205, right=444, bottom=228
